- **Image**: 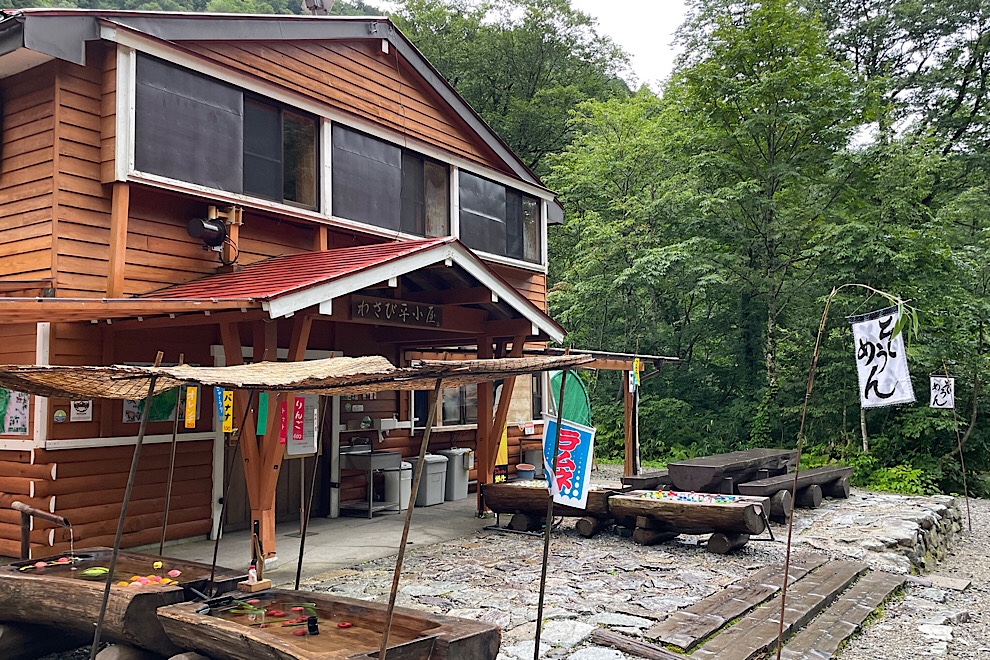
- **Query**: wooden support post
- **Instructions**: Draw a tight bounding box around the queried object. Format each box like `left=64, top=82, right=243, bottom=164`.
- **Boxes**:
left=796, top=484, right=823, bottom=508
left=475, top=338, right=493, bottom=512
left=719, top=477, right=735, bottom=494
left=770, top=489, right=792, bottom=524
left=707, top=532, right=750, bottom=554
left=623, top=371, right=634, bottom=477
left=575, top=516, right=609, bottom=538
left=824, top=476, right=850, bottom=499
left=106, top=182, right=130, bottom=297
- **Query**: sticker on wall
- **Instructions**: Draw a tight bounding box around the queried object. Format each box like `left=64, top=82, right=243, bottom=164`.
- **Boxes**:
left=54, top=410, right=67, bottom=423
left=70, top=400, right=93, bottom=422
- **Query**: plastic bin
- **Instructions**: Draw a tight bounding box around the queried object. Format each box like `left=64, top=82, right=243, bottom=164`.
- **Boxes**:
left=408, top=454, right=448, bottom=506
left=523, top=449, right=545, bottom=478
left=384, top=461, right=412, bottom=510
left=437, top=448, right=472, bottom=501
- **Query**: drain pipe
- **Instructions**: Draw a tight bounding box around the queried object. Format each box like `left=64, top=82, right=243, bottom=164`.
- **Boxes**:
left=10, top=501, right=71, bottom=560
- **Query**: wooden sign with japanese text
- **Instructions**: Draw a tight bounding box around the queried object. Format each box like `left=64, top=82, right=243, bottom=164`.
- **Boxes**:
left=351, top=295, right=442, bottom=328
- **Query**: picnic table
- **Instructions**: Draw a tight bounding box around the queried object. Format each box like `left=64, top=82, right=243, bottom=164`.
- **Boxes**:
left=667, top=448, right=798, bottom=493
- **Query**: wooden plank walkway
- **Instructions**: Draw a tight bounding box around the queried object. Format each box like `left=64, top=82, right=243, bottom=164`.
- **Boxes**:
left=690, top=560, right=868, bottom=660
left=646, top=554, right=828, bottom=651
left=779, top=571, right=905, bottom=659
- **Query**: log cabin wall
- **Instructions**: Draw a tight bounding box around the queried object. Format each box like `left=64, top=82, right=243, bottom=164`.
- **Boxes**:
left=0, top=64, right=56, bottom=283
left=182, top=40, right=508, bottom=177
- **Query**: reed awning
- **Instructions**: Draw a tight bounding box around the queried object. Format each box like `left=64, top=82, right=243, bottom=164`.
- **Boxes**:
left=0, top=354, right=594, bottom=400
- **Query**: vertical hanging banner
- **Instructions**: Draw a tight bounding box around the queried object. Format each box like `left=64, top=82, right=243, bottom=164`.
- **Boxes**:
left=256, top=392, right=269, bottom=436
left=184, top=386, right=197, bottom=429
left=291, top=396, right=306, bottom=443
left=849, top=306, right=915, bottom=408
left=278, top=400, right=288, bottom=445
left=543, top=417, right=596, bottom=509
left=221, top=390, right=234, bottom=432
left=214, top=386, right=224, bottom=426
left=930, top=376, right=955, bottom=409
left=493, top=427, right=509, bottom=483
left=286, top=395, right=320, bottom=456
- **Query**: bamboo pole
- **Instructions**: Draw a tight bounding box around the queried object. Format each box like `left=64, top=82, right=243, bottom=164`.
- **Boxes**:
left=534, top=369, right=569, bottom=660
left=379, top=379, right=443, bottom=659
left=90, top=351, right=163, bottom=660
left=159, top=354, right=184, bottom=555
left=942, top=360, right=972, bottom=532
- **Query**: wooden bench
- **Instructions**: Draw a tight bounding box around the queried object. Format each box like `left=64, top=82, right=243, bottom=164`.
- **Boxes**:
left=621, top=470, right=671, bottom=490
left=737, top=466, right=854, bottom=512
left=667, top=448, right=798, bottom=493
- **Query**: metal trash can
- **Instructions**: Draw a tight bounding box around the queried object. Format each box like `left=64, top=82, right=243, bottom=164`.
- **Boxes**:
left=408, top=454, right=448, bottom=506
left=437, top=448, right=472, bottom=501
left=384, top=461, right=412, bottom=510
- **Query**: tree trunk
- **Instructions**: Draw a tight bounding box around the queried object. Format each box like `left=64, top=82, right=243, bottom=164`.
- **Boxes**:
left=766, top=308, right=778, bottom=392
left=860, top=407, right=869, bottom=453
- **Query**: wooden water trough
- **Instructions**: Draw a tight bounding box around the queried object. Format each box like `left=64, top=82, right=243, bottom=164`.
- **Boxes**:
left=157, top=588, right=500, bottom=660
left=608, top=490, right=771, bottom=554
left=0, top=548, right=244, bottom=656
left=481, top=480, right=632, bottom=537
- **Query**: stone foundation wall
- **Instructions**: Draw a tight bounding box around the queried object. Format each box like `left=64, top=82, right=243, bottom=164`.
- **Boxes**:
left=796, top=492, right=964, bottom=574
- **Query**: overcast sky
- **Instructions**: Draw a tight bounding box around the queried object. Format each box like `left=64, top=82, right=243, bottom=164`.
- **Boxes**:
left=571, top=0, right=689, bottom=89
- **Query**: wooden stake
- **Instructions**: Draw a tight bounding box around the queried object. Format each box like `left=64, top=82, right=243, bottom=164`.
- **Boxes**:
left=534, top=370, right=569, bottom=660
left=380, top=379, right=443, bottom=659
left=90, top=351, right=163, bottom=660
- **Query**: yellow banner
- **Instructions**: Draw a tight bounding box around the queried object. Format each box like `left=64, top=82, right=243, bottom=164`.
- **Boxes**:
left=222, top=390, right=233, bottom=433
left=184, top=386, right=197, bottom=429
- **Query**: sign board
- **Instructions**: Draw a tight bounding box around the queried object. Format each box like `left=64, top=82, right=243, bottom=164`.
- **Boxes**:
left=543, top=417, right=596, bottom=509
left=850, top=306, right=915, bottom=408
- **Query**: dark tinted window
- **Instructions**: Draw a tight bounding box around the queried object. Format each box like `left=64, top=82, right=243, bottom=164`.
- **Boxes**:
left=243, top=99, right=281, bottom=201
left=458, top=172, right=541, bottom=263
left=134, top=54, right=243, bottom=192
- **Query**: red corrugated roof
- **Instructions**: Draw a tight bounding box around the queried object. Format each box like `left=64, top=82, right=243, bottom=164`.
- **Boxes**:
left=143, top=237, right=454, bottom=301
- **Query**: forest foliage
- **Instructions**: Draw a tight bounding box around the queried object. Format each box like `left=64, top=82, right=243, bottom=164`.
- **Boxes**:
left=5, top=0, right=988, bottom=493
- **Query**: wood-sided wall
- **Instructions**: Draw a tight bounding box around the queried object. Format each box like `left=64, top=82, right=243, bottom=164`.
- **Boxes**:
left=183, top=39, right=509, bottom=177
left=0, top=64, right=56, bottom=282
left=0, top=441, right=213, bottom=559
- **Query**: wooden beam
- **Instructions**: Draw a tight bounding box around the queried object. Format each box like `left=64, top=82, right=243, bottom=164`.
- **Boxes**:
left=485, top=336, right=525, bottom=480
left=314, top=225, right=328, bottom=251
left=106, top=182, right=130, bottom=297
left=111, top=309, right=268, bottom=332
left=219, top=322, right=260, bottom=507
left=583, top=358, right=635, bottom=371
left=0, top=299, right=262, bottom=324
left=402, top=287, right=498, bottom=306
left=475, top=338, right=494, bottom=511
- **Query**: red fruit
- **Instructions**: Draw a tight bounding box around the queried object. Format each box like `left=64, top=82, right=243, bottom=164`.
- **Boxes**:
left=290, top=606, right=305, bottom=612
left=267, top=610, right=285, bottom=617
left=292, top=629, right=307, bottom=636
left=337, top=622, right=352, bottom=629
left=246, top=599, right=260, bottom=605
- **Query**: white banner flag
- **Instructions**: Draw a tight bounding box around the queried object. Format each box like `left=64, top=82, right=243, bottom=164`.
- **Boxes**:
left=850, top=306, right=915, bottom=408
left=930, top=376, right=955, bottom=409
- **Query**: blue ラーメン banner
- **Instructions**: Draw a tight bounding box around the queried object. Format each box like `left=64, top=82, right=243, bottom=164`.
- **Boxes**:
left=542, top=417, right=596, bottom=510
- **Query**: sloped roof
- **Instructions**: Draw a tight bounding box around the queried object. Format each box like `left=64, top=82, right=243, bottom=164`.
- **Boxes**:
left=144, top=237, right=566, bottom=342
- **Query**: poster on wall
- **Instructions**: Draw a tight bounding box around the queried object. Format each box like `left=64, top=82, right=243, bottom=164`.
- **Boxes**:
left=123, top=386, right=200, bottom=424
left=0, top=389, right=30, bottom=435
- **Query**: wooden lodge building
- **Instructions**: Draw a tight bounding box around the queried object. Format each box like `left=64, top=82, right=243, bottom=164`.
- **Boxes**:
left=0, top=9, right=574, bottom=562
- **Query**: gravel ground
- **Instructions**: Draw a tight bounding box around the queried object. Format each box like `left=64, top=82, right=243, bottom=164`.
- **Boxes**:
left=34, top=464, right=990, bottom=659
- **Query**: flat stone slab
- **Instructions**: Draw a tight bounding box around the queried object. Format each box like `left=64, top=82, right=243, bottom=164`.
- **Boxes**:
left=928, top=575, right=971, bottom=591
left=780, top=570, right=905, bottom=659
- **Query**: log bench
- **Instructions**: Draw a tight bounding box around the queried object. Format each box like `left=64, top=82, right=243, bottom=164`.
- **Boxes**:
left=481, top=481, right=632, bottom=537
left=667, top=448, right=798, bottom=494
left=737, top=466, right=854, bottom=514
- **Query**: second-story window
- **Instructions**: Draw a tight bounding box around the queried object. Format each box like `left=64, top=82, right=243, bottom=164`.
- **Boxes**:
left=243, top=98, right=317, bottom=208
left=459, top=171, right=541, bottom=263
left=332, top=125, right=449, bottom=236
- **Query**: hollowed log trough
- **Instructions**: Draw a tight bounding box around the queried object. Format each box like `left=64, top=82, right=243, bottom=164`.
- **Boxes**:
left=481, top=481, right=632, bottom=537
left=608, top=490, right=770, bottom=554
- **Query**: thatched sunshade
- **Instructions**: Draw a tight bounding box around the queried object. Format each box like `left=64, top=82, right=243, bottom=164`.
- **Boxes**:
left=0, top=354, right=593, bottom=400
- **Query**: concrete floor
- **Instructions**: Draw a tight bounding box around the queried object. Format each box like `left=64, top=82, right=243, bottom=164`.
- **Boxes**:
left=158, top=496, right=489, bottom=586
